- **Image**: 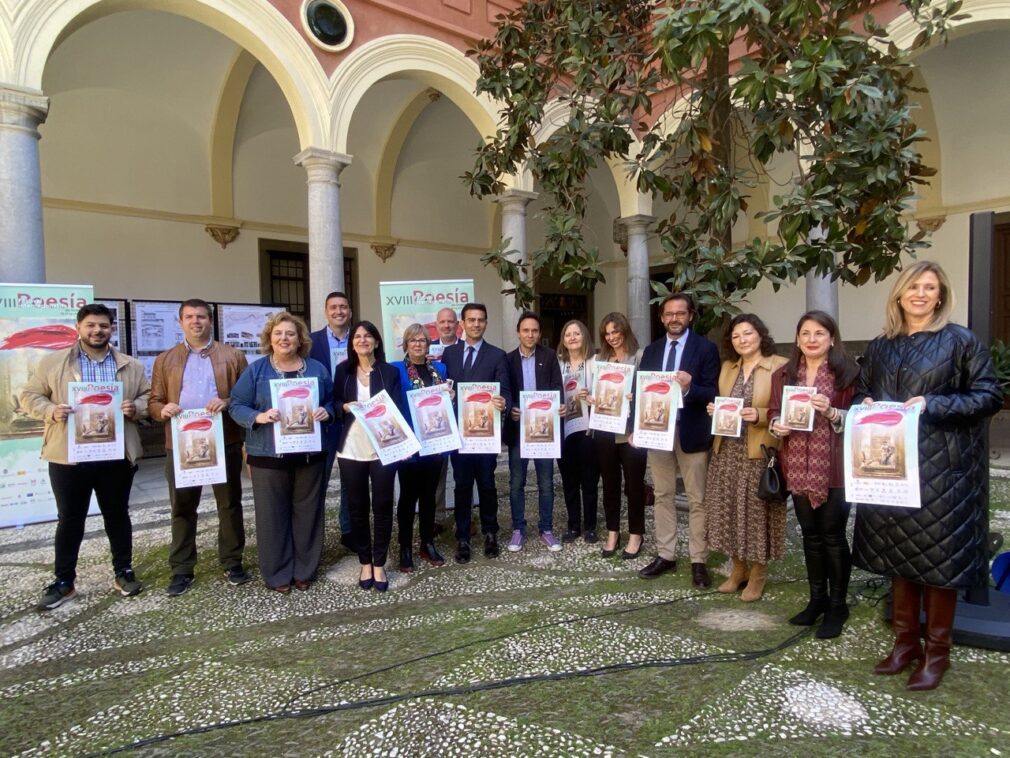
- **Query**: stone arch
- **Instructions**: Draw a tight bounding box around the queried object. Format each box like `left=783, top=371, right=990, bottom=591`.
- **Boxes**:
left=329, top=34, right=497, bottom=155
left=209, top=49, right=257, bottom=218
left=10, top=0, right=329, bottom=147
left=887, top=0, right=1010, bottom=49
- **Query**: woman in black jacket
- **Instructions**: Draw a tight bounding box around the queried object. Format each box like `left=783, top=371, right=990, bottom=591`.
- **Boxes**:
left=853, top=261, right=1001, bottom=690
left=333, top=321, right=403, bottom=592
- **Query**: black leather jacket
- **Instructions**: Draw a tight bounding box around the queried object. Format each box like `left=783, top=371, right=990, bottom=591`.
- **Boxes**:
left=851, top=324, right=1002, bottom=588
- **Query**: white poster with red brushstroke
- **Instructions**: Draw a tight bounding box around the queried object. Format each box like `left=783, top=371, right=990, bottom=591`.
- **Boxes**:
left=171, top=409, right=227, bottom=487
left=844, top=403, right=921, bottom=509
left=67, top=382, right=124, bottom=463
left=269, top=377, right=321, bottom=454
left=406, top=386, right=459, bottom=456
left=712, top=396, right=743, bottom=438
left=0, top=283, right=94, bottom=527
left=781, top=385, right=817, bottom=432
left=378, top=279, right=471, bottom=354
left=350, top=389, right=421, bottom=464
left=588, top=361, right=634, bottom=434
left=519, top=390, right=561, bottom=459
left=456, top=382, right=501, bottom=454
left=632, top=371, right=682, bottom=451
left=562, top=368, right=589, bottom=438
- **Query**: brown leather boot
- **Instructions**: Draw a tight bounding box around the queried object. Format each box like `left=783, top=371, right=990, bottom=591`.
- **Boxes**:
left=717, top=558, right=749, bottom=593
left=740, top=562, right=766, bottom=602
left=874, top=577, right=924, bottom=674
left=907, top=585, right=957, bottom=691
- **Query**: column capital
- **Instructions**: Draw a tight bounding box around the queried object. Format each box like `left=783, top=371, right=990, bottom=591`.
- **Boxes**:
left=293, top=147, right=352, bottom=184
left=619, top=214, right=656, bottom=234
left=0, top=87, right=49, bottom=137
left=494, top=188, right=538, bottom=212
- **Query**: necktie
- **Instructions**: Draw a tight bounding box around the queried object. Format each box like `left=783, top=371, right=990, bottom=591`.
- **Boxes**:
left=463, top=345, right=475, bottom=373
left=664, top=339, right=678, bottom=372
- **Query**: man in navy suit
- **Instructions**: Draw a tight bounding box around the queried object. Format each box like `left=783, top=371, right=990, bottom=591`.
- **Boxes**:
left=636, top=293, right=720, bottom=587
left=308, top=290, right=353, bottom=548
left=503, top=312, right=564, bottom=552
left=442, top=302, right=512, bottom=563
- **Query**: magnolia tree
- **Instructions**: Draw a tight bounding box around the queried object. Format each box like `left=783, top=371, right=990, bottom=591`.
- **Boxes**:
left=465, top=0, right=963, bottom=331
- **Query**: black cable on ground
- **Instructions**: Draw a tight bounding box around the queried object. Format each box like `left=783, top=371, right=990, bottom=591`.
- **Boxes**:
left=81, top=588, right=811, bottom=757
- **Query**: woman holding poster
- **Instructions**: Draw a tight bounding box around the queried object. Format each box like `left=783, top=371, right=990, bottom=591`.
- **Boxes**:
left=587, top=313, right=645, bottom=559
left=394, top=323, right=449, bottom=572
left=557, top=319, right=599, bottom=544
left=703, top=314, right=787, bottom=602
left=333, top=321, right=404, bottom=592
left=229, top=313, right=332, bottom=594
left=769, top=311, right=858, bottom=637
left=851, top=261, right=1001, bottom=689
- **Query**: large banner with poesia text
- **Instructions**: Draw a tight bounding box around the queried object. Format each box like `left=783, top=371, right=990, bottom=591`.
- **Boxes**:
left=0, top=283, right=94, bottom=528
left=378, top=279, right=472, bottom=355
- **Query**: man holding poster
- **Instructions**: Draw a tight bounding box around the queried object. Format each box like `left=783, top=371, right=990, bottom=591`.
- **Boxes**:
left=309, top=291, right=353, bottom=548
left=504, top=312, right=563, bottom=552
left=442, top=302, right=511, bottom=563
left=150, top=298, right=249, bottom=596
left=21, top=304, right=149, bottom=610
left=636, top=293, right=720, bottom=586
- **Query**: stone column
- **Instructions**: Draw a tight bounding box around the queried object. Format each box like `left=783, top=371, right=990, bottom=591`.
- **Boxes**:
left=805, top=270, right=839, bottom=321
left=293, top=147, right=351, bottom=331
left=0, top=88, right=49, bottom=283
left=496, top=189, right=538, bottom=350
left=622, top=214, right=655, bottom=348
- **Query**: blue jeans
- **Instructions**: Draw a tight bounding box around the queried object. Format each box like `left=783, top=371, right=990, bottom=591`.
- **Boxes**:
left=508, top=445, right=555, bottom=534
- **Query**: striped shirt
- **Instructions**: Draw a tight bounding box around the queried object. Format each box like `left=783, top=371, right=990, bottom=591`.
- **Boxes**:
left=78, top=345, right=118, bottom=383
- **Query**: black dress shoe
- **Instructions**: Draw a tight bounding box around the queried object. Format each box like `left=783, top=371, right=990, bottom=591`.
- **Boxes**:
left=484, top=534, right=500, bottom=558
left=399, top=546, right=415, bottom=574
left=691, top=562, right=712, bottom=588
left=419, top=542, right=445, bottom=566
left=583, top=530, right=598, bottom=544
left=638, top=556, right=677, bottom=579
left=562, top=529, right=581, bottom=543
left=455, top=541, right=471, bottom=564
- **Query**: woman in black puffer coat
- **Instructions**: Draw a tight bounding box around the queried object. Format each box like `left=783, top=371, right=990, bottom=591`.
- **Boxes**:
left=853, top=260, right=1002, bottom=691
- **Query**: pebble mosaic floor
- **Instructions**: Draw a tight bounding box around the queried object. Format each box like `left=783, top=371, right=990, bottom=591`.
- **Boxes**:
left=1, top=471, right=1008, bottom=757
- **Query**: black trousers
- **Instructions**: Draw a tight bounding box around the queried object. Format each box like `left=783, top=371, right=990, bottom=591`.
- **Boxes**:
left=450, top=451, right=500, bottom=540
left=49, top=460, right=137, bottom=583
left=397, top=454, right=443, bottom=547
left=594, top=433, right=646, bottom=535
left=558, top=431, right=599, bottom=532
left=793, top=487, right=852, bottom=606
left=339, top=457, right=397, bottom=566
left=165, top=442, right=245, bottom=575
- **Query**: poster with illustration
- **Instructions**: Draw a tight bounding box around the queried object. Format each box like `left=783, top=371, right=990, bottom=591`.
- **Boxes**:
left=520, top=391, right=561, bottom=459
left=844, top=402, right=921, bottom=509
left=406, top=385, right=459, bottom=456
left=350, top=389, right=421, bottom=464
left=67, top=382, right=124, bottom=462
left=171, top=409, right=226, bottom=487
left=632, top=371, right=681, bottom=451
left=269, top=377, right=321, bottom=454
left=217, top=303, right=281, bottom=366
left=378, top=279, right=472, bottom=353
left=712, top=396, right=743, bottom=438
left=562, top=368, right=589, bottom=438
left=457, top=381, right=501, bottom=454
left=781, top=385, right=816, bottom=432
left=588, top=361, right=634, bottom=434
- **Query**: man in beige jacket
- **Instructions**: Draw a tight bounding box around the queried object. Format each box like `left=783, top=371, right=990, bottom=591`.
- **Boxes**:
left=20, top=303, right=150, bottom=611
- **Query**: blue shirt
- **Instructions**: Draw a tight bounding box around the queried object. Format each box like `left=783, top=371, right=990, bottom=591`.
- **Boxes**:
left=78, top=345, right=118, bottom=383
left=178, top=341, right=218, bottom=410
left=661, top=330, right=689, bottom=373
left=326, top=329, right=349, bottom=351
left=519, top=348, right=537, bottom=391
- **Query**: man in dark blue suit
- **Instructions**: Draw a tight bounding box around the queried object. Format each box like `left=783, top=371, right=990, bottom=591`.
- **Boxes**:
left=503, top=311, right=564, bottom=552
left=308, top=290, right=353, bottom=548
left=636, top=293, right=720, bottom=587
left=442, top=302, right=512, bottom=563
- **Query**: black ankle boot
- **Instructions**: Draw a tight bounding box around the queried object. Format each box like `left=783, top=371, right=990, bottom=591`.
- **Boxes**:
left=815, top=603, right=850, bottom=639
left=399, top=545, right=415, bottom=573
left=789, top=596, right=829, bottom=626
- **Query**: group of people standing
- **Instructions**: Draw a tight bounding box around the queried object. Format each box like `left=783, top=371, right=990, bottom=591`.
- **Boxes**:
left=22, top=261, right=1001, bottom=692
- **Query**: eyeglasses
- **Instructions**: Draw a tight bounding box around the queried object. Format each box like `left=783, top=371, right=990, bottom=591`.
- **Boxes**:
left=406, top=338, right=428, bottom=345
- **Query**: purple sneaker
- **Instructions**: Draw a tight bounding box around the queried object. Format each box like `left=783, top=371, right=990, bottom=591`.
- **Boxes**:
left=540, top=531, right=563, bottom=552
left=507, top=530, right=525, bottom=552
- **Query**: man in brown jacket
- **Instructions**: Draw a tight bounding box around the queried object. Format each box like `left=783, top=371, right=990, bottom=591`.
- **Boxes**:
left=149, top=298, right=248, bottom=596
left=20, top=303, right=150, bottom=610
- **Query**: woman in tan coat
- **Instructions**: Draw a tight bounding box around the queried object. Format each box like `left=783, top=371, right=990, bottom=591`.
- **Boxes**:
left=704, top=314, right=787, bottom=601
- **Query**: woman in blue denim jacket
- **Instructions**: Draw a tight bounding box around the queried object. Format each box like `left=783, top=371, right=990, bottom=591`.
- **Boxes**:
left=229, top=312, right=334, bottom=593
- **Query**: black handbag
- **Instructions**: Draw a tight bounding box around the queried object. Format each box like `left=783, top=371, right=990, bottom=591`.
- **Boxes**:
left=757, top=443, right=786, bottom=503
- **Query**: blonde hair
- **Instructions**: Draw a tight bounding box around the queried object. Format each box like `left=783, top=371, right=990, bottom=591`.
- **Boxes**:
left=401, top=322, right=430, bottom=354
left=557, top=319, right=594, bottom=363
left=883, top=260, right=954, bottom=338
left=259, top=312, right=311, bottom=358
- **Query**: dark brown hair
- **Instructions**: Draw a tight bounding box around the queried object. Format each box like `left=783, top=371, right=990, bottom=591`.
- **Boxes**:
left=722, top=313, right=777, bottom=360
left=786, top=310, right=859, bottom=390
